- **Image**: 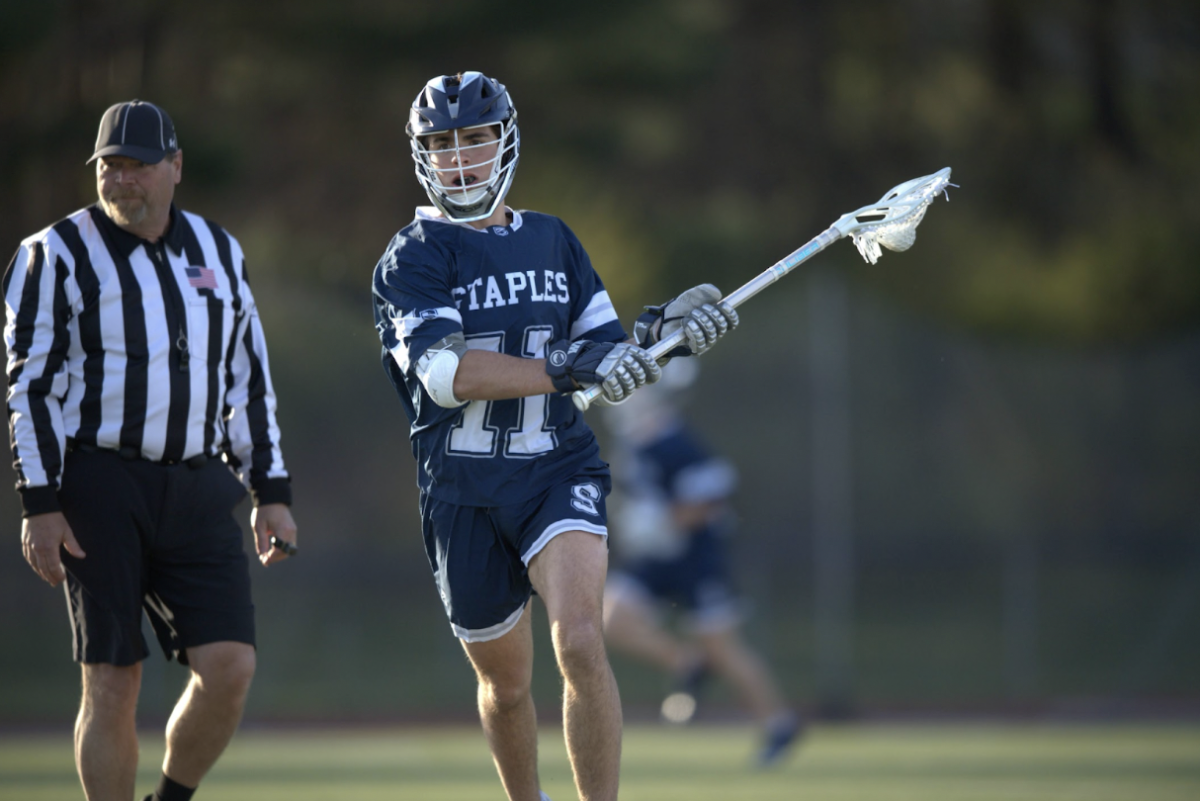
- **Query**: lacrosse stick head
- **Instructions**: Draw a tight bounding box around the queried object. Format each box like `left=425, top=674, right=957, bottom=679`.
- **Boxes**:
left=833, top=167, right=954, bottom=264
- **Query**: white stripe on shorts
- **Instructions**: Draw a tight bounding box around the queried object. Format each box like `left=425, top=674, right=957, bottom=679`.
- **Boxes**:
left=521, top=518, right=608, bottom=566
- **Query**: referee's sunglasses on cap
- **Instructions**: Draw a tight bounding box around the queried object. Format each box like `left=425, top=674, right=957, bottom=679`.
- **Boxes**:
left=87, top=100, right=179, bottom=165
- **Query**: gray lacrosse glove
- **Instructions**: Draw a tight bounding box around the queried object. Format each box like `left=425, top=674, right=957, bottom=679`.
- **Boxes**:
left=633, top=284, right=739, bottom=357
left=545, top=339, right=662, bottom=404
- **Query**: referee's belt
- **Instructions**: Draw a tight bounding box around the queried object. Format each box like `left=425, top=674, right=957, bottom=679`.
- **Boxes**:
left=66, top=438, right=209, bottom=469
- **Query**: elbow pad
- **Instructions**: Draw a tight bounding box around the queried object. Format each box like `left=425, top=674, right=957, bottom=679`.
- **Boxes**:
left=415, top=334, right=469, bottom=408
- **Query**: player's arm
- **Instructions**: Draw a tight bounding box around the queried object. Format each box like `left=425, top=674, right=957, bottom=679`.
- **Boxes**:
left=452, top=348, right=556, bottom=400
left=447, top=337, right=659, bottom=404
left=224, top=244, right=291, bottom=506
left=5, top=241, right=86, bottom=584
left=5, top=240, right=72, bottom=518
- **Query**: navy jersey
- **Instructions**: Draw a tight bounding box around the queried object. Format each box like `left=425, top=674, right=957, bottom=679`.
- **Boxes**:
left=620, top=421, right=738, bottom=507
left=373, top=207, right=627, bottom=506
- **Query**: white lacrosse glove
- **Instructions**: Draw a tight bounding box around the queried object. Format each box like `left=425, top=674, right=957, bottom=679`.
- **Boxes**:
left=633, top=284, right=739, bottom=357
left=545, top=339, right=662, bottom=405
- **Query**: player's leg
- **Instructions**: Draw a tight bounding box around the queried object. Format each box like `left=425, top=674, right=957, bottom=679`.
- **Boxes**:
left=58, top=449, right=156, bottom=799
left=77, top=661, right=143, bottom=800
left=461, top=605, right=542, bottom=801
left=695, top=624, right=787, bottom=721
left=160, top=641, right=256, bottom=787
left=695, top=624, right=801, bottom=765
left=683, top=528, right=801, bottom=762
left=424, top=493, right=547, bottom=801
left=603, top=573, right=699, bottom=675
left=147, top=459, right=258, bottom=794
left=529, top=530, right=621, bottom=801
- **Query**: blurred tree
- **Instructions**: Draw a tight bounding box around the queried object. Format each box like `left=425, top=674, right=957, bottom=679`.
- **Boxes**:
left=3, top=0, right=1199, bottom=722
left=3, top=0, right=1198, bottom=341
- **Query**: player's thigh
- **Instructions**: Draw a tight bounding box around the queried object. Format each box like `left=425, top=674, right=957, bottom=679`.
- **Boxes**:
left=528, top=530, right=609, bottom=625
left=504, top=472, right=611, bottom=620
left=146, top=460, right=254, bottom=662
left=461, top=601, right=535, bottom=693
left=58, top=449, right=158, bottom=666
left=421, top=494, right=533, bottom=641
left=505, top=472, right=610, bottom=568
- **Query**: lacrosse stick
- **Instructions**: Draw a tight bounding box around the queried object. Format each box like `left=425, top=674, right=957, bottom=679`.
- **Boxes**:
left=573, top=167, right=955, bottom=411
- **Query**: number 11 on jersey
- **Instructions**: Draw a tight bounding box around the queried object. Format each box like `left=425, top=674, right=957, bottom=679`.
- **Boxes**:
left=446, top=327, right=558, bottom=458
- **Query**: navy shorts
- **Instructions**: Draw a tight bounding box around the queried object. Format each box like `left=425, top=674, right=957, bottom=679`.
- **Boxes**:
left=609, top=526, right=741, bottom=632
left=58, top=447, right=255, bottom=666
left=420, top=472, right=611, bottom=642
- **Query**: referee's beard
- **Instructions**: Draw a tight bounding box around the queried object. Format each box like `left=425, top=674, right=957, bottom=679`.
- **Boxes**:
left=100, top=192, right=149, bottom=228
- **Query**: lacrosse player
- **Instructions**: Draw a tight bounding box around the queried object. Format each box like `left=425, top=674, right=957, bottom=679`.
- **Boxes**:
left=371, top=71, right=736, bottom=801
left=602, top=361, right=803, bottom=767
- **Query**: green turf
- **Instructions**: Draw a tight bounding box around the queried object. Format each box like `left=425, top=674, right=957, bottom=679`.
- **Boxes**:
left=1, top=722, right=1198, bottom=800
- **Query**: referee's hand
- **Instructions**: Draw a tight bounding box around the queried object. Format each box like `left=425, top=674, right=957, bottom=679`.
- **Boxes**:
left=22, top=512, right=86, bottom=587
left=253, top=503, right=297, bottom=566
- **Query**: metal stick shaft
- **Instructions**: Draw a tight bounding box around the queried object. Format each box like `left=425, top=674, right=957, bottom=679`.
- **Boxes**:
left=572, top=225, right=844, bottom=410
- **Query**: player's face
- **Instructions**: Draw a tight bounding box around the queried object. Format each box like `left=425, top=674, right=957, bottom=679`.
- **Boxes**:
left=96, top=152, right=181, bottom=230
left=423, top=125, right=501, bottom=197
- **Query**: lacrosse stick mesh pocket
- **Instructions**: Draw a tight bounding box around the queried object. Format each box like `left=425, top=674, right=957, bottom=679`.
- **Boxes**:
left=851, top=201, right=932, bottom=264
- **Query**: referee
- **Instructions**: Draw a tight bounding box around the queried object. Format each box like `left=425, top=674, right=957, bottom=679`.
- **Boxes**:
left=4, top=100, right=298, bottom=801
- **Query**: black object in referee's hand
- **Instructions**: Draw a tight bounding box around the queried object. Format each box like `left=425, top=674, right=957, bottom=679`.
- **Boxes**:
left=270, top=535, right=298, bottom=556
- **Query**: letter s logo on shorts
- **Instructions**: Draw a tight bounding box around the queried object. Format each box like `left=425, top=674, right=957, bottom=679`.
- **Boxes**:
left=570, top=482, right=602, bottom=516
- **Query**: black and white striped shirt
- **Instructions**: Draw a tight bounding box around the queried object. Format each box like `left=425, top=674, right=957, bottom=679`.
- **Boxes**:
left=4, top=204, right=290, bottom=516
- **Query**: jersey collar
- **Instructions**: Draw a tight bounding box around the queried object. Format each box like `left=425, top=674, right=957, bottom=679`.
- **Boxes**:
left=90, top=202, right=186, bottom=258
left=415, top=206, right=524, bottom=234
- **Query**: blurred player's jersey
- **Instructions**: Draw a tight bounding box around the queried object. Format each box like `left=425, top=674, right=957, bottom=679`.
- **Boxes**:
left=373, top=208, right=626, bottom=506
left=613, top=421, right=738, bottom=560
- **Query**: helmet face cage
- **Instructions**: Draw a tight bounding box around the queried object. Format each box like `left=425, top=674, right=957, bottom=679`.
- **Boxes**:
left=407, top=72, right=520, bottom=222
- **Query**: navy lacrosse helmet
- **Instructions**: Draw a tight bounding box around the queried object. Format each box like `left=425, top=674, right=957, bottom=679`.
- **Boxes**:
left=407, top=71, right=520, bottom=222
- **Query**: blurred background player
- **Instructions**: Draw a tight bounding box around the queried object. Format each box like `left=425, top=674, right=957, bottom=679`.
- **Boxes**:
left=601, top=359, right=802, bottom=767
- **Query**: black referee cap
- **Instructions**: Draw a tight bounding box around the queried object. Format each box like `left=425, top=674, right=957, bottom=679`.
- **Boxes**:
left=87, top=100, right=179, bottom=165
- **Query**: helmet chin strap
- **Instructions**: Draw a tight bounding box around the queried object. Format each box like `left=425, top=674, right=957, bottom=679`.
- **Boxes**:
left=438, top=188, right=497, bottom=220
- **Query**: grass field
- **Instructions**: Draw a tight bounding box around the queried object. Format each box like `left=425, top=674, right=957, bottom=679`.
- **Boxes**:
left=1, top=721, right=1198, bottom=801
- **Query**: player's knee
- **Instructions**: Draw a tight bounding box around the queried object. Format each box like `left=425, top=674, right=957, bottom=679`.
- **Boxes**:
left=190, top=643, right=256, bottom=701
left=478, top=671, right=531, bottom=712
left=81, top=662, right=142, bottom=714
left=552, top=618, right=607, bottom=676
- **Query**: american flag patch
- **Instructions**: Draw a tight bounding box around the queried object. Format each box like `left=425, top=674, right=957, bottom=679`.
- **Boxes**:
left=185, top=266, right=218, bottom=289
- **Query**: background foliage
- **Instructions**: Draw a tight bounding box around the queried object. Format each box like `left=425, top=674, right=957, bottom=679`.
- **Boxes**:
left=1, top=0, right=1198, bottom=724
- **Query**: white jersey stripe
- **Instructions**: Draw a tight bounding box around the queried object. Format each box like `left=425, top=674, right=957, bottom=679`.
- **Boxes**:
left=570, top=290, right=619, bottom=341
left=388, top=305, right=463, bottom=373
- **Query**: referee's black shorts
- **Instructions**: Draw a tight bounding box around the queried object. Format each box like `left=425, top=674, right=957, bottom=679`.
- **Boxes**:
left=58, top=447, right=256, bottom=666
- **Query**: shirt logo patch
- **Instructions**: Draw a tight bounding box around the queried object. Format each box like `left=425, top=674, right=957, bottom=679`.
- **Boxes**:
left=185, top=266, right=218, bottom=289
left=492, top=226, right=509, bottom=236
